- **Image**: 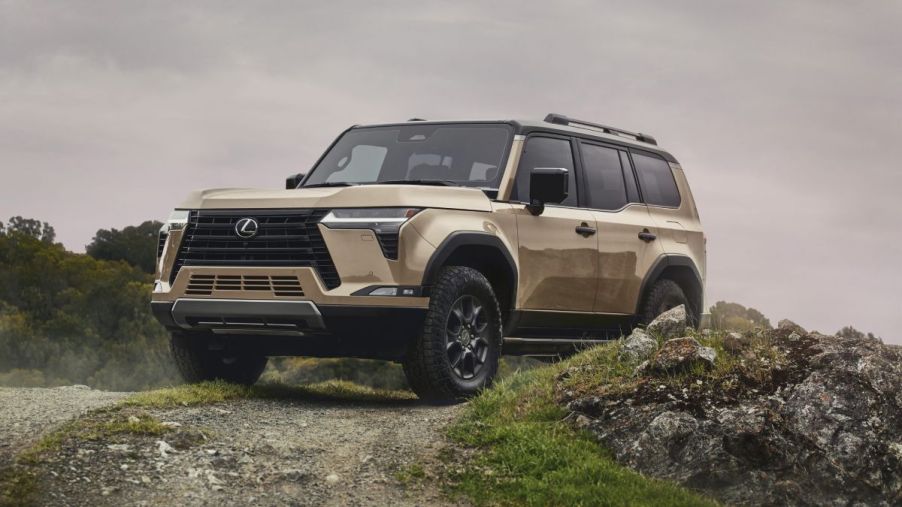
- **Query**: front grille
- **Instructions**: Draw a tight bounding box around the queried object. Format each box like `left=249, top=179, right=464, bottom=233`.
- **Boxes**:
left=170, top=209, right=340, bottom=289
left=186, top=274, right=304, bottom=297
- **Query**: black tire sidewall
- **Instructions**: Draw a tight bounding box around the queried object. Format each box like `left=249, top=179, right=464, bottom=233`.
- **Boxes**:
left=404, top=266, right=502, bottom=402
left=439, top=277, right=502, bottom=392
left=640, top=279, right=697, bottom=327
left=170, top=333, right=267, bottom=385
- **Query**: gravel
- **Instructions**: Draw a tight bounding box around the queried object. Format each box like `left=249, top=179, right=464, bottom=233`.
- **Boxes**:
left=0, top=385, right=130, bottom=467
left=3, top=387, right=465, bottom=506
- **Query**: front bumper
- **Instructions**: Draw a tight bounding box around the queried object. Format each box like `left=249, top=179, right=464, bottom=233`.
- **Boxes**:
left=151, top=298, right=427, bottom=360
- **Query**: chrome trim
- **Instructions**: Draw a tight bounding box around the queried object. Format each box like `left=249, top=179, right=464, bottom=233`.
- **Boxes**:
left=170, top=298, right=325, bottom=330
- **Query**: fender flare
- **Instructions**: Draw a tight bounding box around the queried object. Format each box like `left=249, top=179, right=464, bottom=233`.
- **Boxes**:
left=635, top=254, right=704, bottom=314
left=421, top=232, right=518, bottom=305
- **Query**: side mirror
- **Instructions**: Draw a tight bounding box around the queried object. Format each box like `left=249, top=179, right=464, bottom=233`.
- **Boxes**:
left=527, top=167, right=568, bottom=215
left=285, top=172, right=306, bottom=189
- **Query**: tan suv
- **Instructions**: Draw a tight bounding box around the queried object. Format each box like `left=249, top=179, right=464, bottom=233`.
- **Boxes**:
left=151, top=114, right=705, bottom=403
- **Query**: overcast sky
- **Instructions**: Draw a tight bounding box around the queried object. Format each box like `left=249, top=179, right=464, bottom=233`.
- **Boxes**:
left=1, top=0, right=900, bottom=342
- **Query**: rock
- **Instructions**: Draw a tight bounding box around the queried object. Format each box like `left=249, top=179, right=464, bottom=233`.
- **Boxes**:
left=568, top=330, right=902, bottom=506
left=646, top=305, right=688, bottom=339
left=722, top=332, right=746, bottom=354
left=618, top=328, right=658, bottom=362
left=777, top=319, right=806, bottom=335
left=325, top=473, right=339, bottom=484
left=156, top=440, right=175, bottom=458
left=106, top=444, right=131, bottom=453
left=160, top=421, right=181, bottom=429
left=646, top=337, right=717, bottom=374
left=127, top=415, right=140, bottom=424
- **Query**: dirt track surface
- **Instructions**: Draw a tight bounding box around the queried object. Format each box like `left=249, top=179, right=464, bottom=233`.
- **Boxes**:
left=0, top=386, right=130, bottom=468
left=1, top=387, right=464, bottom=506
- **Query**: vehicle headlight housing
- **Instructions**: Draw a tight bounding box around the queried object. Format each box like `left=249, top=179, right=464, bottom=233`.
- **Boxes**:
left=320, top=208, right=421, bottom=260
left=157, top=210, right=190, bottom=262
left=165, top=210, right=190, bottom=231
left=319, top=208, right=421, bottom=234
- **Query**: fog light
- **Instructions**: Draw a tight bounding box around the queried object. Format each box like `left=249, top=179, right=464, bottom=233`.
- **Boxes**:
left=369, top=287, right=398, bottom=296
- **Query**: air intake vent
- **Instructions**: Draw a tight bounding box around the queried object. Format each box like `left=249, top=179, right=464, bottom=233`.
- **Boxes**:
left=375, top=232, right=400, bottom=260
left=171, top=209, right=341, bottom=289
left=186, top=274, right=304, bottom=297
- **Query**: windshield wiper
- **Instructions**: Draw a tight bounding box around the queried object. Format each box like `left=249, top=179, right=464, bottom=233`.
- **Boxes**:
left=376, top=179, right=460, bottom=187
left=301, top=182, right=357, bottom=188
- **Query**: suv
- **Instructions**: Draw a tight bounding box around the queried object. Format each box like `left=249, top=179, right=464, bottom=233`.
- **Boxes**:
left=151, top=114, right=705, bottom=403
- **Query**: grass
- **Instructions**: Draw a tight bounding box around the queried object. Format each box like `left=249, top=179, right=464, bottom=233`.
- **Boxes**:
left=19, top=411, right=169, bottom=465
left=444, top=337, right=721, bottom=507
left=120, top=379, right=416, bottom=408
left=0, top=467, right=38, bottom=507
left=395, top=463, right=427, bottom=485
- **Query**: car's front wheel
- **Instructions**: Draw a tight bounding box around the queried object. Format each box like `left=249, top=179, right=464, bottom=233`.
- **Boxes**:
left=170, top=332, right=268, bottom=385
left=403, top=266, right=502, bottom=404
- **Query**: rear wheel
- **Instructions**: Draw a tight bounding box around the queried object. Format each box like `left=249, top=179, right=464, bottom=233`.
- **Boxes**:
left=403, top=267, right=502, bottom=404
left=639, top=279, right=699, bottom=329
left=170, top=332, right=268, bottom=385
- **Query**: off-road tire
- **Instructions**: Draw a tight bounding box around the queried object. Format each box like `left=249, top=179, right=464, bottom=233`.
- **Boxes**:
left=403, top=267, right=502, bottom=404
left=170, top=332, right=268, bottom=385
left=639, top=279, right=700, bottom=329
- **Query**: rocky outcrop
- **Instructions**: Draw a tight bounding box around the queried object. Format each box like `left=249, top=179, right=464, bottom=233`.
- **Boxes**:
left=642, top=337, right=716, bottom=374
left=618, top=328, right=657, bottom=362
left=564, top=330, right=902, bottom=506
left=646, top=305, right=688, bottom=340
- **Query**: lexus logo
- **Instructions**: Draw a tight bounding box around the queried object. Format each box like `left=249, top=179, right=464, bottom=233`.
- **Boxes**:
left=234, top=217, right=259, bottom=239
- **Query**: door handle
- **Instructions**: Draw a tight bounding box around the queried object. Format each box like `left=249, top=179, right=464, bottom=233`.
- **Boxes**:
left=575, top=223, right=596, bottom=237
left=638, top=228, right=657, bottom=242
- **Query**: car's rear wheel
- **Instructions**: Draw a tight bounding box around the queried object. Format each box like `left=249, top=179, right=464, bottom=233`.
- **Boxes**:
left=403, top=266, right=502, bottom=404
left=639, top=279, right=700, bottom=329
left=170, top=332, right=268, bottom=385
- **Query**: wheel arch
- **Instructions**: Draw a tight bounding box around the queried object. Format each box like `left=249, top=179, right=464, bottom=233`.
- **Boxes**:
left=421, top=232, right=518, bottom=323
left=636, top=255, right=704, bottom=319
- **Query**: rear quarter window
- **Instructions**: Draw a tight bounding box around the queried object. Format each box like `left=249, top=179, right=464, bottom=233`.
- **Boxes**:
left=632, top=151, right=681, bottom=207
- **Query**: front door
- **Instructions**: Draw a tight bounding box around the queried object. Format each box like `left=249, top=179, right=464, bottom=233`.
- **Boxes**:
left=512, top=135, right=598, bottom=312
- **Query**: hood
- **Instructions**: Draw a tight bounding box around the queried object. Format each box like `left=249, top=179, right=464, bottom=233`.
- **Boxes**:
left=178, top=184, right=494, bottom=212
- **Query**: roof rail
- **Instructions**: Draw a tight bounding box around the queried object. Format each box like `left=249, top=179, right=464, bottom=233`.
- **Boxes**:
left=543, top=113, right=658, bottom=146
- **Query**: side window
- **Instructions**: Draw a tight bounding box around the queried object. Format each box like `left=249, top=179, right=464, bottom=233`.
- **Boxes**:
left=513, top=136, right=577, bottom=206
left=632, top=151, right=681, bottom=207
left=620, top=151, right=641, bottom=203
left=579, top=143, right=627, bottom=211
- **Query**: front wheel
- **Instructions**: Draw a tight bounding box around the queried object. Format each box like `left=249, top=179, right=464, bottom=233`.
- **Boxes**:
left=170, top=332, right=268, bottom=385
left=403, top=267, right=502, bottom=404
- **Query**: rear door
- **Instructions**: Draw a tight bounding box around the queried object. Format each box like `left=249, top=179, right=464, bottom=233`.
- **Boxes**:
left=512, top=135, right=598, bottom=312
left=576, top=140, right=664, bottom=314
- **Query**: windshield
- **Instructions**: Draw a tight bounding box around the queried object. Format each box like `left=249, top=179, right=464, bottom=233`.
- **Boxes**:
left=303, top=123, right=513, bottom=189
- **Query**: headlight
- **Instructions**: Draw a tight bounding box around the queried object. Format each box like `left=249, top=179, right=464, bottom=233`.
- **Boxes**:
left=166, top=210, right=190, bottom=231
left=157, top=210, right=189, bottom=261
left=320, top=208, right=421, bottom=234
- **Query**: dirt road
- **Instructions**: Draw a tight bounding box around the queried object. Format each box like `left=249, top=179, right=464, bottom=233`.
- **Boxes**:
left=0, top=386, right=463, bottom=506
